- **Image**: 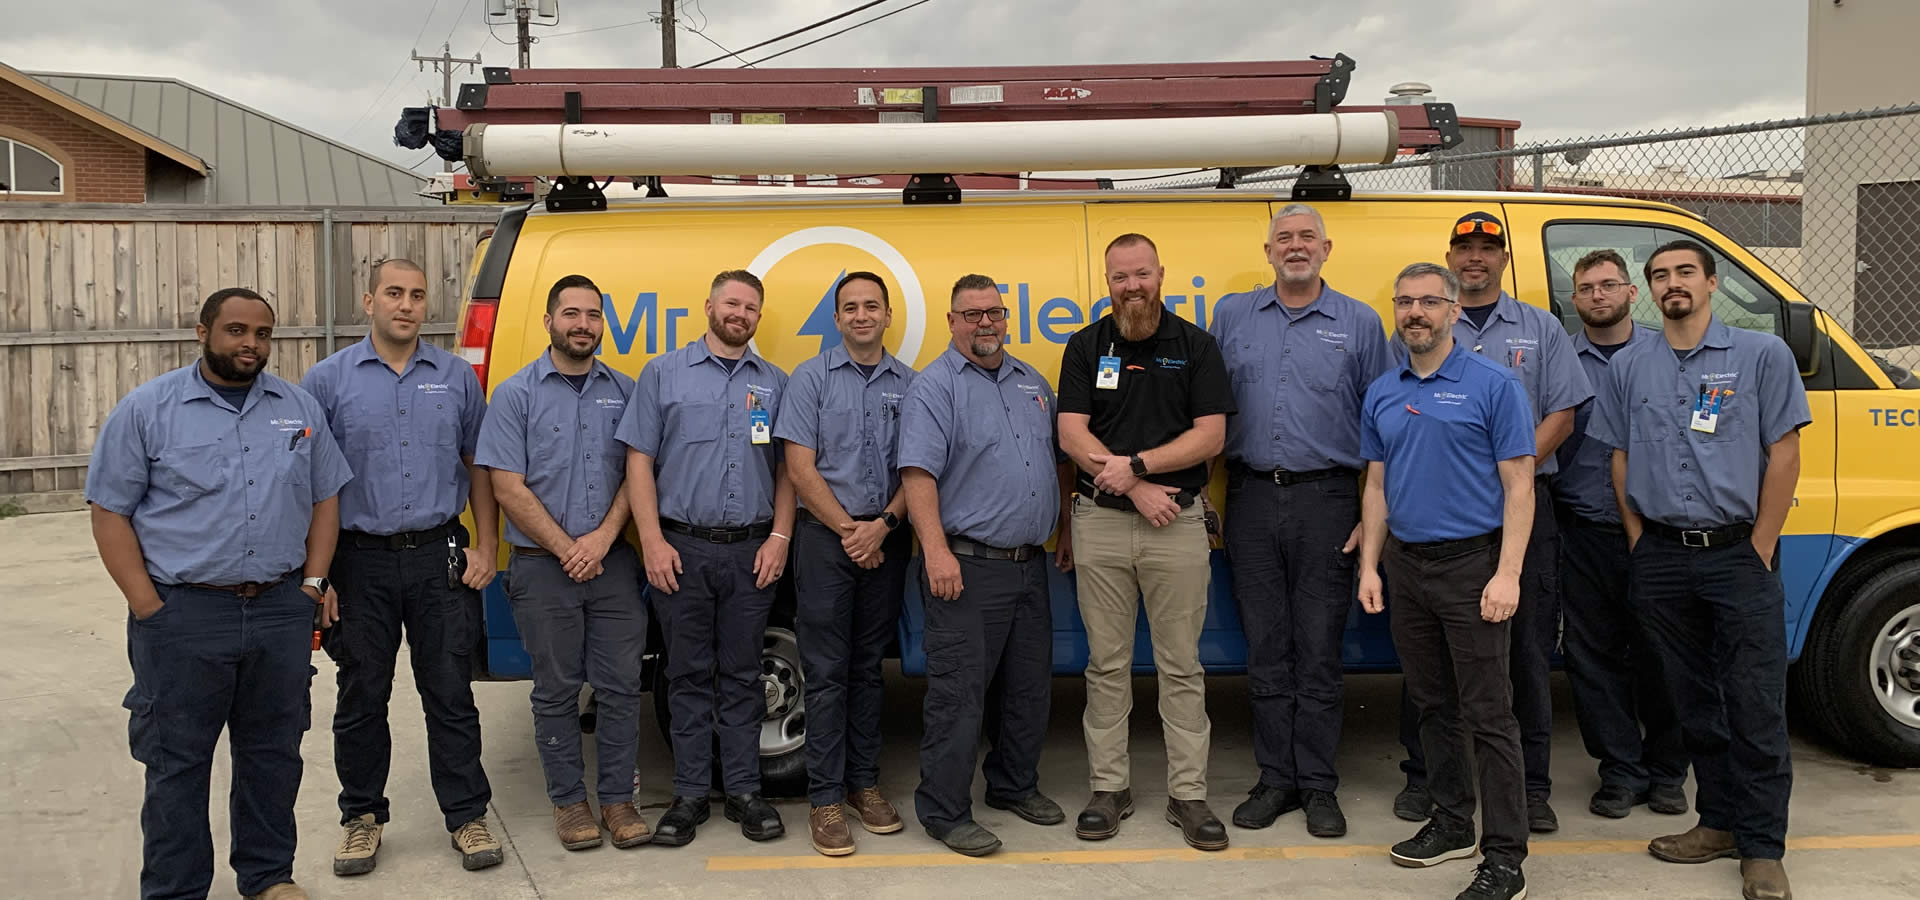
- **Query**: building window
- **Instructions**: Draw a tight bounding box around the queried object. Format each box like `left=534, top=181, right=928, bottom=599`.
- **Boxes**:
left=1, top=138, right=64, bottom=195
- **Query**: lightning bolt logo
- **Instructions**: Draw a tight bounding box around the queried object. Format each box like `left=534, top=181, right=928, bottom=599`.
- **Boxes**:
left=797, top=269, right=846, bottom=354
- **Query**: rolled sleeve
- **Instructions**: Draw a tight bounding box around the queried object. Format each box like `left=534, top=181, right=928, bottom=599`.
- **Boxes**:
left=474, top=378, right=530, bottom=475
left=1539, top=328, right=1595, bottom=415
left=84, top=400, right=150, bottom=516
left=1491, top=375, right=1539, bottom=461
left=896, top=376, right=952, bottom=479
left=614, top=362, right=664, bottom=457
left=1756, top=337, right=1813, bottom=445
left=770, top=361, right=822, bottom=449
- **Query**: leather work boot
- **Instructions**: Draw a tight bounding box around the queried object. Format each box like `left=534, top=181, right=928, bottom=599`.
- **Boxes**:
left=846, top=786, right=904, bottom=834
left=810, top=804, right=856, bottom=857
left=1741, top=858, right=1793, bottom=900
left=937, top=821, right=1002, bottom=857
left=1075, top=789, right=1134, bottom=840
left=601, top=801, right=653, bottom=849
left=1648, top=783, right=1690, bottom=815
left=1232, top=783, right=1300, bottom=829
left=725, top=791, right=787, bottom=841
left=553, top=800, right=604, bottom=850
left=1648, top=824, right=1737, bottom=864
left=985, top=791, right=1066, bottom=826
left=333, top=814, right=382, bottom=876
left=653, top=796, right=711, bottom=847
left=1165, top=798, right=1229, bottom=851
left=244, top=885, right=309, bottom=900
left=451, top=816, right=505, bottom=870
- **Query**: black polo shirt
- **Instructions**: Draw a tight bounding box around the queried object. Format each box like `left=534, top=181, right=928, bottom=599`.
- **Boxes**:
left=1057, top=308, right=1235, bottom=495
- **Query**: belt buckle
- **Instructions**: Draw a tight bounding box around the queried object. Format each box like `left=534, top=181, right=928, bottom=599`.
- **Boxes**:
left=1681, top=529, right=1711, bottom=548
left=1270, top=469, right=1286, bottom=485
left=395, top=532, right=420, bottom=550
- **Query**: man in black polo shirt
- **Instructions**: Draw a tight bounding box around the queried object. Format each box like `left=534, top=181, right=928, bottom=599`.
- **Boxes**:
left=1057, top=233, right=1236, bottom=850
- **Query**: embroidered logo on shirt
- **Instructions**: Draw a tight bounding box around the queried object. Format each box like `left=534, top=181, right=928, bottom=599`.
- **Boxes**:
left=1432, top=391, right=1469, bottom=405
left=595, top=397, right=625, bottom=408
left=269, top=418, right=305, bottom=427
left=1155, top=357, right=1187, bottom=369
left=417, top=382, right=451, bottom=394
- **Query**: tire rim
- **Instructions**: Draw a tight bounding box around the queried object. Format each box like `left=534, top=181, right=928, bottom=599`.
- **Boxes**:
left=1869, top=601, right=1920, bottom=729
left=759, top=627, right=806, bottom=758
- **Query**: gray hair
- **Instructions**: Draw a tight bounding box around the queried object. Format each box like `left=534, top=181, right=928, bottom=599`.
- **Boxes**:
left=1395, top=262, right=1460, bottom=301
left=1269, top=202, right=1328, bottom=238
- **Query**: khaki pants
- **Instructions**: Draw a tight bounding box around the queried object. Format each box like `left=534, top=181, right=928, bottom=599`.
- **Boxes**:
left=1070, top=494, right=1212, bottom=799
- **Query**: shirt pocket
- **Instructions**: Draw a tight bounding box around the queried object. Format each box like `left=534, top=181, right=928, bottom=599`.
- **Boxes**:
left=421, top=393, right=463, bottom=448
left=1304, top=351, right=1347, bottom=394
left=668, top=400, right=725, bottom=444
left=276, top=436, right=313, bottom=488
left=1227, top=341, right=1264, bottom=383
left=1629, top=395, right=1677, bottom=444
left=344, top=399, right=394, bottom=451
left=821, top=407, right=863, bottom=454
left=154, top=442, right=228, bottom=500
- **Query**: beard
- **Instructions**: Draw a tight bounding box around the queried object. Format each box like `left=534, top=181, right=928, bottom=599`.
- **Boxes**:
left=1457, top=270, right=1493, bottom=293
left=709, top=312, right=754, bottom=348
left=203, top=344, right=265, bottom=382
left=1659, top=289, right=1698, bottom=321
left=549, top=326, right=601, bottom=361
left=1113, top=291, right=1162, bottom=342
left=968, top=327, right=1003, bottom=358
left=1577, top=302, right=1630, bottom=328
left=1400, top=317, right=1449, bottom=355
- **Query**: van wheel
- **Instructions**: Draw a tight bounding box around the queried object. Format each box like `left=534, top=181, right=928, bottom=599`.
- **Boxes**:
left=648, top=623, right=811, bottom=799
left=1790, top=550, right=1920, bottom=767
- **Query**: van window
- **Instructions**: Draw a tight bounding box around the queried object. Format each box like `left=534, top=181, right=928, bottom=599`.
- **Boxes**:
left=1542, top=222, right=1784, bottom=339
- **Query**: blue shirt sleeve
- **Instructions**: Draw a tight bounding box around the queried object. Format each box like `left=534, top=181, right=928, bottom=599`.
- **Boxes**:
left=1490, top=373, right=1538, bottom=461
left=614, top=360, right=664, bottom=457
left=1359, top=379, right=1386, bottom=462
left=1754, top=336, right=1813, bottom=445
left=457, top=362, right=486, bottom=460
left=770, top=360, right=821, bottom=449
left=84, top=395, right=150, bottom=517
left=305, top=401, right=356, bottom=502
left=1537, top=325, right=1594, bottom=415
left=1355, top=307, right=1394, bottom=390
left=1586, top=358, right=1629, bottom=452
left=300, top=362, right=338, bottom=425
left=474, top=376, right=529, bottom=475
left=896, top=373, right=953, bottom=479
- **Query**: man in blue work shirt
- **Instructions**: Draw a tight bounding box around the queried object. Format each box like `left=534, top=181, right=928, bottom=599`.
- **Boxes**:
left=1586, top=239, right=1809, bottom=900
left=620, top=269, right=795, bottom=847
left=900, top=273, right=1073, bottom=858
left=1358, top=262, right=1537, bottom=900
left=475, top=274, right=649, bottom=853
left=1209, top=203, right=1390, bottom=838
left=1393, top=211, right=1592, bottom=833
left=302, top=258, right=504, bottom=876
left=773, top=271, right=916, bottom=857
left=88, top=287, right=353, bottom=900
left=1548, top=249, right=1687, bottom=822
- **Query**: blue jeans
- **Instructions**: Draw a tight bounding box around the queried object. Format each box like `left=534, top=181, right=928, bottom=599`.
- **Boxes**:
left=124, top=579, right=316, bottom=900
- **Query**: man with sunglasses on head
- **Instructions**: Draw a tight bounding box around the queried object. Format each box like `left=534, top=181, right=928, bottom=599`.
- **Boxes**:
left=1392, top=212, right=1592, bottom=835
left=899, top=274, right=1074, bottom=858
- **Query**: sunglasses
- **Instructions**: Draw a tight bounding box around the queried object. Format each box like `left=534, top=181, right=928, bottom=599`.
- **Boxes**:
left=1454, top=219, right=1503, bottom=237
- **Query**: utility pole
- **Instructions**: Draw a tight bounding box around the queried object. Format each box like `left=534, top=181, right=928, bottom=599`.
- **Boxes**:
left=413, top=43, right=484, bottom=106
left=659, top=0, right=677, bottom=68
left=515, top=2, right=533, bottom=68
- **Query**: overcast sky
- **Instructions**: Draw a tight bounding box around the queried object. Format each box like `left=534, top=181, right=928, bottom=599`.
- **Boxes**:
left=0, top=0, right=1810, bottom=176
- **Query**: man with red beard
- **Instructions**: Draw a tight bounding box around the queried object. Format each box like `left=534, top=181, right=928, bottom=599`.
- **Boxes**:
left=1057, top=233, right=1236, bottom=850
left=620, top=270, right=796, bottom=847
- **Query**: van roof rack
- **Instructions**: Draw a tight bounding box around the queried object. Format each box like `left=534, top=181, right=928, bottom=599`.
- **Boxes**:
left=414, top=54, right=1461, bottom=210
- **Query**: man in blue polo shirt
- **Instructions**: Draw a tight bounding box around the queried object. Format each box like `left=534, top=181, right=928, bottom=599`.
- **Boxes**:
left=1586, top=239, right=1809, bottom=900
left=88, top=287, right=353, bottom=900
left=302, top=258, right=503, bottom=876
left=1358, top=262, right=1536, bottom=900
left=900, top=273, right=1072, bottom=857
left=1393, top=211, right=1592, bottom=833
left=476, top=274, right=649, bottom=853
left=620, top=269, right=795, bottom=847
left=1547, top=249, right=1687, bottom=822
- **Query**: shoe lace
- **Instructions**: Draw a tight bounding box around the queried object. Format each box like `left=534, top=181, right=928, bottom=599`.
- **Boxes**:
left=1465, top=862, right=1511, bottom=895
left=817, top=804, right=845, bottom=825
left=342, top=820, right=379, bottom=854
left=456, top=818, right=495, bottom=847
left=1305, top=790, right=1336, bottom=811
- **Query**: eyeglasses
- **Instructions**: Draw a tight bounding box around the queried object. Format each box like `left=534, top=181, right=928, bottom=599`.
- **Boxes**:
left=1454, top=219, right=1503, bottom=237
left=1573, top=280, right=1629, bottom=298
left=1392, top=295, right=1454, bottom=311
left=954, top=306, right=1010, bottom=324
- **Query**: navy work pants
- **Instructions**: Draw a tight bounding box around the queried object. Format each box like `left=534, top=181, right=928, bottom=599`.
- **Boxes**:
left=655, top=530, right=777, bottom=797
left=794, top=517, right=909, bottom=807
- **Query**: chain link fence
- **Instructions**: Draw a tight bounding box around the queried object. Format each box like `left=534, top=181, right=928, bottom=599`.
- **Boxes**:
left=1147, top=105, right=1920, bottom=373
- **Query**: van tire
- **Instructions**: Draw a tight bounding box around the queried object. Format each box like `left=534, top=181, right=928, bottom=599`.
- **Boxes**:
left=1790, top=549, right=1920, bottom=768
left=648, top=620, right=811, bottom=800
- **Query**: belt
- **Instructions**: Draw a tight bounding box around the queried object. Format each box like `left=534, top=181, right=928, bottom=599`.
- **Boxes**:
left=1396, top=529, right=1501, bottom=561
left=662, top=518, right=774, bottom=544
left=1230, top=461, right=1357, bottom=486
left=342, top=518, right=461, bottom=551
left=511, top=545, right=553, bottom=558
left=177, top=573, right=293, bottom=598
left=1084, top=488, right=1194, bottom=513
left=1563, top=513, right=1626, bottom=535
left=798, top=508, right=881, bottom=527
left=1640, top=519, right=1754, bottom=548
left=947, top=536, right=1042, bottom=562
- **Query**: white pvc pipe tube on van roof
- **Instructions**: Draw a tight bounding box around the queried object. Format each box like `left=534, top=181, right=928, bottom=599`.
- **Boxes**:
left=463, top=111, right=1401, bottom=178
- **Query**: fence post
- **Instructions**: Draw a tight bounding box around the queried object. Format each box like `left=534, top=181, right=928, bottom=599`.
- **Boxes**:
left=1532, top=152, right=1544, bottom=192
left=322, top=208, right=335, bottom=355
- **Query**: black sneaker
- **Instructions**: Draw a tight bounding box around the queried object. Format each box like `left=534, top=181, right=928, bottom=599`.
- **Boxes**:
left=1526, top=792, right=1558, bottom=833
left=1231, top=783, right=1300, bottom=829
left=1301, top=789, right=1347, bottom=838
left=1455, top=861, right=1527, bottom=899
left=1394, top=782, right=1433, bottom=822
left=1647, top=783, right=1689, bottom=815
left=1390, top=820, right=1478, bottom=868
left=1588, top=785, right=1646, bottom=819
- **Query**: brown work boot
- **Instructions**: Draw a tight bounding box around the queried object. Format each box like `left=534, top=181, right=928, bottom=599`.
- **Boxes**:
left=554, top=800, right=604, bottom=850
left=601, top=801, right=653, bottom=849
left=451, top=816, right=505, bottom=870
left=332, top=813, right=382, bottom=876
left=1648, top=824, right=1737, bottom=863
left=244, top=885, right=308, bottom=900
left=846, top=786, right=904, bottom=834
left=1741, top=858, right=1793, bottom=900
left=810, top=804, right=856, bottom=857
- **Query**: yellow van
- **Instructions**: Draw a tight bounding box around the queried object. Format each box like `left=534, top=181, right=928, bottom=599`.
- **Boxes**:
left=454, top=188, right=1920, bottom=792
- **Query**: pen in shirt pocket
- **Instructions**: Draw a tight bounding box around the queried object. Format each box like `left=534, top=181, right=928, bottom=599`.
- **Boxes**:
left=288, top=427, right=310, bottom=451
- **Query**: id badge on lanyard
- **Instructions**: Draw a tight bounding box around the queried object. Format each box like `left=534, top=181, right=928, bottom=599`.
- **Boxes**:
left=748, top=391, right=771, bottom=444
left=1096, top=343, right=1120, bottom=390
left=1691, top=384, right=1728, bottom=435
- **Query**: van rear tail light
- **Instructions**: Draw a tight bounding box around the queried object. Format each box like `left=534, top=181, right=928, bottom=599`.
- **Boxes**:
left=457, top=298, right=499, bottom=388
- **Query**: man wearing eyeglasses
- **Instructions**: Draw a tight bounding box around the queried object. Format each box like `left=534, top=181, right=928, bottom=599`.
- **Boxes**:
left=1549, top=250, right=1688, bottom=823
left=1392, top=212, right=1592, bottom=834
left=899, top=273, right=1074, bottom=857
left=1359, top=262, right=1537, bottom=900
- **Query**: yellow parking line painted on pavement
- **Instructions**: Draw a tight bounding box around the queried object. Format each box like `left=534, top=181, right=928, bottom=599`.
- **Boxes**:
left=704, top=833, right=1920, bottom=872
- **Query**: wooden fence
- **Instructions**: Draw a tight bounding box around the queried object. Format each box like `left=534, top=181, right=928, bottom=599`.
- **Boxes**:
left=0, top=203, right=507, bottom=502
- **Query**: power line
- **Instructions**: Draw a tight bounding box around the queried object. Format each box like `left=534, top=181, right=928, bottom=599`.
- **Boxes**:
left=543, top=18, right=651, bottom=39
left=687, top=0, right=896, bottom=68
left=343, top=0, right=446, bottom=137
left=439, top=0, right=477, bottom=47
left=740, top=0, right=935, bottom=67
left=685, top=26, right=754, bottom=68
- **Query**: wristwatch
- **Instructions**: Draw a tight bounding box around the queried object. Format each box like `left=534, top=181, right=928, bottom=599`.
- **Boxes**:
left=1129, top=454, right=1149, bottom=477
left=881, top=511, right=901, bottom=531
left=302, top=576, right=330, bottom=595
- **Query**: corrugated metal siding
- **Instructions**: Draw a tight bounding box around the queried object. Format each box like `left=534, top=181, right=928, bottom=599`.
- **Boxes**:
left=30, top=73, right=432, bottom=207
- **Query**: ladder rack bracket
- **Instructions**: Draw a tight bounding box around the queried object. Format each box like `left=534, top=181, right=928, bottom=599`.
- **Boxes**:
left=546, top=176, right=609, bottom=212
left=1291, top=165, right=1352, bottom=201
left=903, top=173, right=961, bottom=205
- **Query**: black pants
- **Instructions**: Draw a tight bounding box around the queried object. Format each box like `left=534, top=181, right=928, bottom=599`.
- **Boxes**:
left=1559, top=515, right=1685, bottom=794
left=914, top=551, right=1053, bottom=836
left=1401, top=476, right=1558, bottom=799
left=125, top=579, right=314, bottom=900
left=656, top=530, right=777, bottom=797
left=794, top=517, right=909, bottom=807
left=1225, top=470, right=1358, bottom=793
left=505, top=543, right=648, bottom=807
left=326, top=536, right=491, bottom=832
left=1632, top=530, right=1792, bottom=859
